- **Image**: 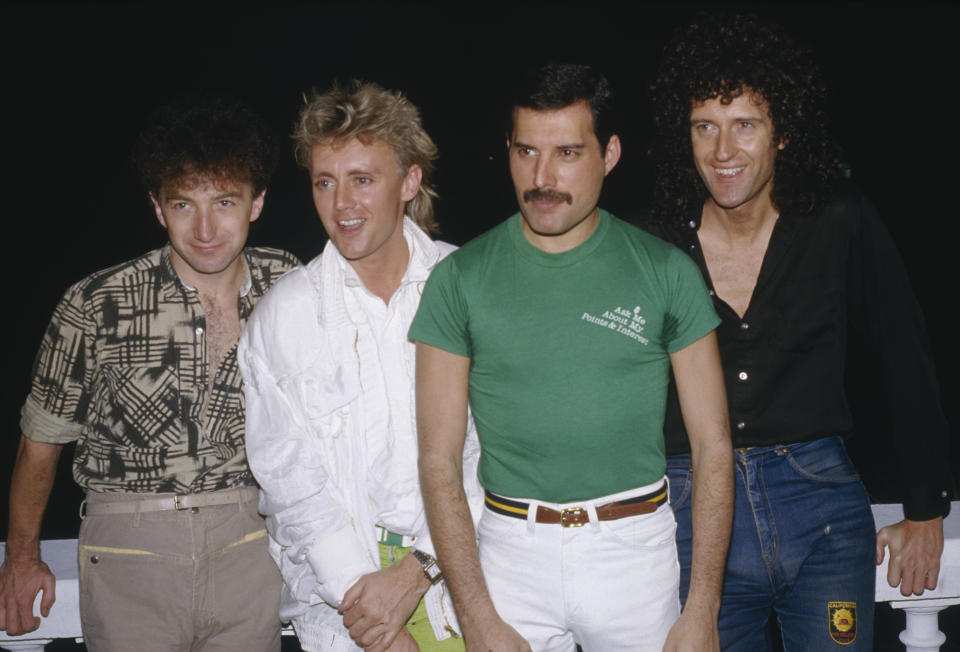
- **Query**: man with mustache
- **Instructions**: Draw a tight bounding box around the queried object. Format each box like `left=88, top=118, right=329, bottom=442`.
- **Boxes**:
left=410, top=63, right=733, bottom=651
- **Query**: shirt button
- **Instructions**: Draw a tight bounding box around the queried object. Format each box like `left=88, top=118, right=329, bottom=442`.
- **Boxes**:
left=688, top=220, right=697, bottom=228
left=736, top=422, right=746, bottom=430
left=740, top=322, right=750, bottom=330
left=738, top=371, right=749, bottom=381
left=708, top=290, right=716, bottom=296
left=195, top=327, right=204, bottom=336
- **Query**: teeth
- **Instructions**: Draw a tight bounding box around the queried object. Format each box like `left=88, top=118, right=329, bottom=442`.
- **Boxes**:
left=339, top=218, right=364, bottom=227
left=715, top=167, right=744, bottom=177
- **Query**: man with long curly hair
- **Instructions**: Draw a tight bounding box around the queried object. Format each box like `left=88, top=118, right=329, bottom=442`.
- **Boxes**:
left=647, top=13, right=952, bottom=651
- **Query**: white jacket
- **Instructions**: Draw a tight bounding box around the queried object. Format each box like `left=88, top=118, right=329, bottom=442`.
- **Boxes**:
left=239, top=218, right=482, bottom=650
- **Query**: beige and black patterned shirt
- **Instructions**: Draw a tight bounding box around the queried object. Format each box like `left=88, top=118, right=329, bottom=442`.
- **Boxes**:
left=21, top=245, right=300, bottom=494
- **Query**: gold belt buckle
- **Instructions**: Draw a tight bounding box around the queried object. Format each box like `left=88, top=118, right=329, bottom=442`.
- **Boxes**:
left=559, top=506, right=587, bottom=527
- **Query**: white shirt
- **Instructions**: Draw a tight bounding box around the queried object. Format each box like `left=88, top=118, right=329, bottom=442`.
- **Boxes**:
left=239, top=218, right=482, bottom=648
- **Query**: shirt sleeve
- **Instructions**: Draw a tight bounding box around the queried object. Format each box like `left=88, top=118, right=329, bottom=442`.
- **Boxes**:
left=846, top=190, right=952, bottom=520
left=662, top=246, right=722, bottom=354
left=239, top=274, right=378, bottom=607
left=20, top=281, right=92, bottom=444
left=408, top=256, right=472, bottom=358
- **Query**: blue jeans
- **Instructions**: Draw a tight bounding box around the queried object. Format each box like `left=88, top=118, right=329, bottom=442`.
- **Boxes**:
left=668, top=437, right=875, bottom=651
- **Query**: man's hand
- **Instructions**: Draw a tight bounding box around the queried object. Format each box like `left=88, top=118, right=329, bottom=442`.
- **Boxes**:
left=340, top=553, right=429, bottom=651
left=876, top=517, right=944, bottom=596
left=0, top=556, right=56, bottom=635
left=382, top=627, right=419, bottom=652
left=464, top=617, right=531, bottom=652
left=662, top=604, right=719, bottom=652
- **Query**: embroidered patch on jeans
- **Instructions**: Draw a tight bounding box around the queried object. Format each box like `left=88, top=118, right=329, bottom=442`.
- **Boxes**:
left=828, top=601, right=857, bottom=645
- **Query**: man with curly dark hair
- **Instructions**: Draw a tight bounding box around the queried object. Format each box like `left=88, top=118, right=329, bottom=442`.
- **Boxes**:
left=646, top=12, right=952, bottom=651
left=0, top=94, right=298, bottom=651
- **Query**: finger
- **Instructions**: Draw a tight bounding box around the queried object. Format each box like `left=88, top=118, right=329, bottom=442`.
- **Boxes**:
left=40, top=575, right=56, bottom=617
left=926, top=560, right=941, bottom=591
left=887, top=553, right=903, bottom=589
left=357, top=625, right=388, bottom=649
left=875, top=534, right=887, bottom=565
left=899, top=566, right=917, bottom=597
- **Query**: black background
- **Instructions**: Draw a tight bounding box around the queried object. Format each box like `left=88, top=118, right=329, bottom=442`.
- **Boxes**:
left=3, top=2, right=958, bottom=648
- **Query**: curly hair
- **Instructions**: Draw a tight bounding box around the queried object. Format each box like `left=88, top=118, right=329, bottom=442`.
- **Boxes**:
left=292, top=81, right=439, bottom=234
left=133, top=93, right=278, bottom=198
left=649, top=12, right=842, bottom=223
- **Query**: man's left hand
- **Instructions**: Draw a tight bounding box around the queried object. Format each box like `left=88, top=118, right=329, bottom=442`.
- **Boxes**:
left=661, top=607, right=719, bottom=652
left=340, top=553, right=429, bottom=650
left=876, top=517, right=944, bottom=596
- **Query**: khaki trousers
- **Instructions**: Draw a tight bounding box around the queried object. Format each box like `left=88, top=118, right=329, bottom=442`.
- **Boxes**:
left=78, top=490, right=282, bottom=652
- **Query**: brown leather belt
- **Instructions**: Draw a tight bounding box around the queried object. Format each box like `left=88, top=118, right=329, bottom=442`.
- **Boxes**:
left=484, top=481, right=668, bottom=528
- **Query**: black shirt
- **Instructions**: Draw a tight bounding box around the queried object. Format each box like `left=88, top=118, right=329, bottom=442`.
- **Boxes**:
left=646, top=185, right=951, bottom=520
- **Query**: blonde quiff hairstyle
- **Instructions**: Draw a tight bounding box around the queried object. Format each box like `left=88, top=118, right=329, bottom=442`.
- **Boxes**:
left=293, top=81, right=439, bottom=233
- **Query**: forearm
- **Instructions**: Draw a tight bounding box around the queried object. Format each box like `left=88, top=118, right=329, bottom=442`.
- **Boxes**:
left=685, top=435, right=733, bottom=614
left=420, top=454, right=498, bottom=635
left=5, top=436, right=62, bottom=559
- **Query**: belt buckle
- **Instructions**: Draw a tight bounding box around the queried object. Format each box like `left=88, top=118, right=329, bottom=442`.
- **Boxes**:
left=173, top=495, right=196, bottom=512
left=559, top=506, right=586, bottom=527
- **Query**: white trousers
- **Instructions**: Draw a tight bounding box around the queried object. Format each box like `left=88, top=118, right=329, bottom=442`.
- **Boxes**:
left=477, top=480, right=680, bottom=651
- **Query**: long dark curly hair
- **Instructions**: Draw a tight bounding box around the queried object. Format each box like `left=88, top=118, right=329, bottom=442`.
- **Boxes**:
left=649, top=12, right=843, bottom=223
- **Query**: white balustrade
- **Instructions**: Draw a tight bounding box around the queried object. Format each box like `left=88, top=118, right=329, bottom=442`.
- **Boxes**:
left=3, top=504, right=959, bottom=650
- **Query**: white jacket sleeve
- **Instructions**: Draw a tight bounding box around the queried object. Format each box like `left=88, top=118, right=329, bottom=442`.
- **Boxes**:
left=240, top=269, right=377, bottom=608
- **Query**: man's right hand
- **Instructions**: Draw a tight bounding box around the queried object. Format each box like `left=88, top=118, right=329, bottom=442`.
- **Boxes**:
left=0, top=556, right=56, bottom=635
left=465, top=618, right=532, bottom=652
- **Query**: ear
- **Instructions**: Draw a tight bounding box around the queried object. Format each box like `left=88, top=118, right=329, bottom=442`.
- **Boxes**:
left=400, top=164, right=422, bottom=203
left=150, top=193, right=168, bottom=229
left=249, top=190, right=266, bottom=223
left=603, top=134, right=622, bottom=176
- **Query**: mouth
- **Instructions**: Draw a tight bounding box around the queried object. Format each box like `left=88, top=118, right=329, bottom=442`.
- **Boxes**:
left=713, top=166, right=745, bottom=178
left=338, top=218, right=365, bottom=230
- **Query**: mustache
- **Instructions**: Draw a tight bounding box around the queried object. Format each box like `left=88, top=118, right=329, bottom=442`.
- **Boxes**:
left=522, top=188, right=573, bottom=205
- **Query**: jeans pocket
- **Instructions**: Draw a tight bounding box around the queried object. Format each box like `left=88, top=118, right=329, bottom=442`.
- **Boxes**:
left=666, top=463, right=693, bottom=510
left=784, top=437, right=860, bottom=483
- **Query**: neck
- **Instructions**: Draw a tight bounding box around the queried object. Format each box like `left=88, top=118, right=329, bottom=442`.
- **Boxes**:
left=521, top=207, right=600, bottom=254
left=700, top=197, right=779, bottom=243
left=349, top=233, right=410, bottom=305
left=171, top=253, right=246, bottom=303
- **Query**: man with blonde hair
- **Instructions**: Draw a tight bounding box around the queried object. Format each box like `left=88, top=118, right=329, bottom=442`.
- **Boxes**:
left=239, top=81, right=481, bottom=652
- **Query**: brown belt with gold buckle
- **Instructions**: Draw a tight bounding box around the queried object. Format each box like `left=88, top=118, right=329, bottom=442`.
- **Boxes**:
left=484, top=481, right=668, bottom=527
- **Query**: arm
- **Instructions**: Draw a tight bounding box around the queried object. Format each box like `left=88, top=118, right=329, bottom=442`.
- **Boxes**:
left=876, top=517, right=944, bottom=596
left=663, top=332, right=733, bottom=652
left=0, top=435, right=63, bottom=635
left=416, top=342, right=531, bottom=652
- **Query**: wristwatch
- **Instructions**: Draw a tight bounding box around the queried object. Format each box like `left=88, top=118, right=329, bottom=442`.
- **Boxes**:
left=411, top=549, right=443, bottom=584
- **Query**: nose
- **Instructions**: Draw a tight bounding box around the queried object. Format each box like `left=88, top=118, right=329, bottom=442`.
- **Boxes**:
left=194, top=206, right=214, bottom=242
left=334, top=183, right=355, bottom=210
left=715, top=127, right=736, bottom=162
left=533, top=155, right=557, bottom=189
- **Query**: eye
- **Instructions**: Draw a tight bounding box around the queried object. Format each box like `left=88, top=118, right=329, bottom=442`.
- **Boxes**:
left=560, top=148, right=578, bottom=158
left=693, top=123, right=715, bottom=135
left=356, top=176, right=373, bottom=185
left=173, top=201, right=189, bottom=210
left=218, top=199, right=234, bottom=207
left=314, top=179, right=333, bottom=190
left=516, top=145, right=534, bottom=157
left=738, top=121, right=754, bottom=129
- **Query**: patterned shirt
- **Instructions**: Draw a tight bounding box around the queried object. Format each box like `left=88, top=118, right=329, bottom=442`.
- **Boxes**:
left=20, top=245, right=300, bottom=494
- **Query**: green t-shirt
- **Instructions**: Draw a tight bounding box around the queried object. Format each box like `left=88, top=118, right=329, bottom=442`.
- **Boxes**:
left=409, top=210, right=719, bottom=502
